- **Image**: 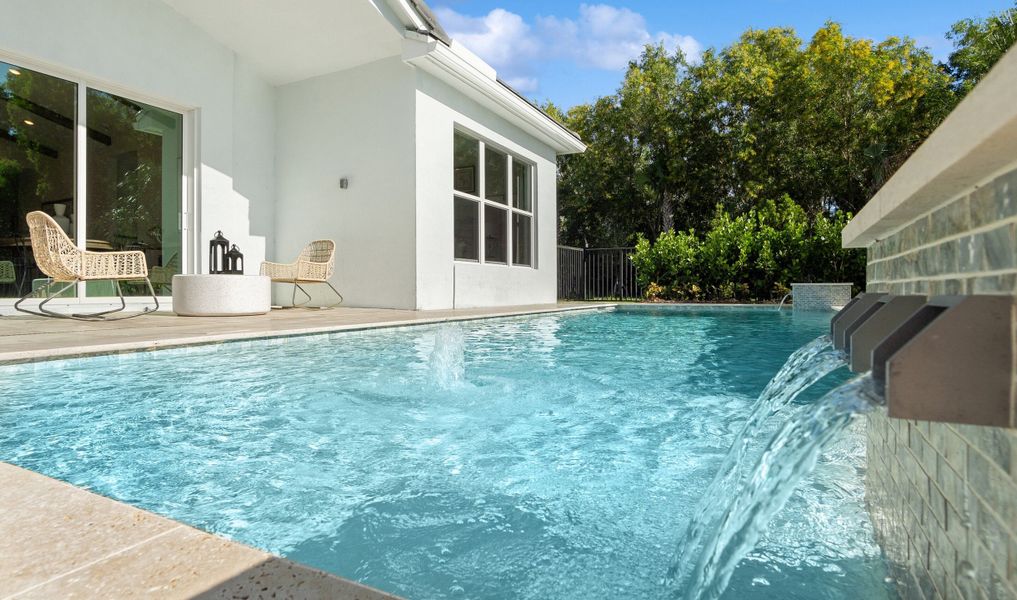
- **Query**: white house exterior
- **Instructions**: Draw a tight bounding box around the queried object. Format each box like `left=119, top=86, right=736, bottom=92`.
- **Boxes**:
left=0, top=0, right=584, bottom=313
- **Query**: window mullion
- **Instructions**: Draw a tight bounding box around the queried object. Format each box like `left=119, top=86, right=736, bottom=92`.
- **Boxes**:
left=530, top=165, right=536, bottom=268
left=505, top=153, right=512, bottom=265
left=478, top=141, right=485, bottom=263
left=75, top=82, right=88, bottom=300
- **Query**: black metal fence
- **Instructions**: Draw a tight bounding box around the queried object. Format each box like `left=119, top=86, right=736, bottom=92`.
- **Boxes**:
left=557, top=246, right=641, bottom=300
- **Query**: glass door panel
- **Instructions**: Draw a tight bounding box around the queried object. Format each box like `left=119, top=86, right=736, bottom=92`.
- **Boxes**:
left=85, top=89, right=182, bottom=296
left=0, top=62, right=77, bottom=299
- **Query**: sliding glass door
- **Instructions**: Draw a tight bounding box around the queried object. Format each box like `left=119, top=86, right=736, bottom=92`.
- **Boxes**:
left=0, top=61, right=77, bottom=299
left=86, top=89, right=182, bottom=297
left=0, top=60, right=183, bottom=300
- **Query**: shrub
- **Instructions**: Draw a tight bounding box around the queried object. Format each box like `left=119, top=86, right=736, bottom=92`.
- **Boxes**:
left=630, top=197, right=865, bottom=301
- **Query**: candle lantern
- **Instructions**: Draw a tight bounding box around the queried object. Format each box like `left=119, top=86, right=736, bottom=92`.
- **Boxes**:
left=209, top=231, right=229, bottom=274
left=226, top=244, right=245, bottom=275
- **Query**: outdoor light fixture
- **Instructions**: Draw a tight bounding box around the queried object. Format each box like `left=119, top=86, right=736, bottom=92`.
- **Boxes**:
left=22, top=119, right=33, bottom=126
left=8, top=68, right=20, bottom=76
left=226, top=244, right=245, bottom=275
left=209, top=230, right=229, bottom=274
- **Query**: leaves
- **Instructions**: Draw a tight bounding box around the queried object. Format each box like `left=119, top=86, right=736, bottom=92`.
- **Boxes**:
left=630, top=199, right=865, bottom=302
left=946, top=2, right=1017, bottom=96
left=552, top=20, right=974, bottom=247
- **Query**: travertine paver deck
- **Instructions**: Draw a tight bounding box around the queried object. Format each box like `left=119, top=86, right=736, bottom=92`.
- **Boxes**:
left=0, top=463, right=398, bottom=599
left=0, top=303, right=607, bottom=363
left=0, top=303, right=607, bottom=598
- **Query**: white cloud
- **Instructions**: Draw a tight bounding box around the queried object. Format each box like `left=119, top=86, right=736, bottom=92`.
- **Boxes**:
left=539, top=5, right=702, bottom=70
left=434, top=3, right=700, bottom=93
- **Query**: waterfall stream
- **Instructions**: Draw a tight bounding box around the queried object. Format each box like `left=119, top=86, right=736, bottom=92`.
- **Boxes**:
left=664, top=333, right=896, bottom=600
left=669, top=335, right=847, bottom=587
left=676, top=374, right=884, bottom=600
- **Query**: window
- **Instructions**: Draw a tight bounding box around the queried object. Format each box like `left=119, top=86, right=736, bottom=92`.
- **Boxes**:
left=0, top=60, right=183, bottom=300
left=452, top=130, right=534, bottom=266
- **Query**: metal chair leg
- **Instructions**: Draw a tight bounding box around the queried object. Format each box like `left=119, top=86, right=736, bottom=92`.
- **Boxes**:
left=291, top=282, right=313, bottom=307
left=14, top=280, right=76, bottom=318
left=72, top=280, right=127, bottom=318
left=15, top=278, right=159, bottom=321
left=322, top=281, right=343, bottom=308
left=74, top=278, right=160, bottom=321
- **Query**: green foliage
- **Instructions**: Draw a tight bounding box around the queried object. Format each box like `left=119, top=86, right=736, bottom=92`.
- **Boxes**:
left=946, top=2, right=1017, bottom=96
left=550, top=9, right=1014, bottom=294
left=631, top=198, right=865, bottom=302
left=553, top=22, right=957, bottom=248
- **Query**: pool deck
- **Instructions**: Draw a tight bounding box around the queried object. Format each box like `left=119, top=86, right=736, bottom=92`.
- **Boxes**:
left=0, top=302, right=609, bottom=364
left=0, top=302, right=607, bottom=598
left=0, top=463, right=399, bottom=600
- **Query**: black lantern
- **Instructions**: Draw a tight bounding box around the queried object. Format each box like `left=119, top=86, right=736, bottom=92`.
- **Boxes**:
left=209, top=231, right=229, bottom=274
left=226, top=244, right=245, bottom=275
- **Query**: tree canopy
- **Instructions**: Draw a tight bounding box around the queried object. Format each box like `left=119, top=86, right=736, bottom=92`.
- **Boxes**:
left=553, top=7, right=1017, bottom=249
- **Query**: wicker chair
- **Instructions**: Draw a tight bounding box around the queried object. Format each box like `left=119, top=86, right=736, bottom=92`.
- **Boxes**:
left=260, top=240, right=342, bottom=308
left=14, top=211, right=159, bottom=320
left=0, top=260, right=14, bottom=285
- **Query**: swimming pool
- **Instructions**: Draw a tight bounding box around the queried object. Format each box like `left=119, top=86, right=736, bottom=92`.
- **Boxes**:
left=0, top=307, right=893, bottom=599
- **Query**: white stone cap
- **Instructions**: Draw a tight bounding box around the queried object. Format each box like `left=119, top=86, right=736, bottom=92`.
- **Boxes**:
left=842, top=44, right=1017, bottom=248
left=791, top=282, right=852, bottom=286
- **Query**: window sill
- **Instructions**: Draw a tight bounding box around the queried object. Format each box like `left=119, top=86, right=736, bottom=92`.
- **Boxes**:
left=453, top=260, right=536, bottom=270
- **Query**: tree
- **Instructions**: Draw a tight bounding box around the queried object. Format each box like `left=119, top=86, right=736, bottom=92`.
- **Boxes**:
left=551, top=22, right=956, bottom=248
left=946, top=2, right=1017, bottom=96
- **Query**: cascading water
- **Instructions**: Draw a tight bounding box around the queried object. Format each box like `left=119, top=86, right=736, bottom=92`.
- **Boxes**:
left=679, top=374, right=884, bottom=600
left=669, top=335, right=847, bottom=586
left=428, top=324, right=466, bottom=388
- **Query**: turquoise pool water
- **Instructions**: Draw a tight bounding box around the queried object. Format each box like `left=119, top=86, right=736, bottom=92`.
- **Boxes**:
left=0, top=307, right=894, bottom=599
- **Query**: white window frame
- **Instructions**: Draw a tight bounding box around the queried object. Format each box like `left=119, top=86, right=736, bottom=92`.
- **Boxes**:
left=453, top=128, right=535, bottom=268
left=0, top=51, right=195, bottom=308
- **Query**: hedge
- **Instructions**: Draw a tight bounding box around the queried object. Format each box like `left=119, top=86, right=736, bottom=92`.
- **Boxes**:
left=630, top=197, right=865, bottom=302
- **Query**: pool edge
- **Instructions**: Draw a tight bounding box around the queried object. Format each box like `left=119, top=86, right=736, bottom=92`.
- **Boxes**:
left=0, top=462, right=403, bottom=599
left=0, top=304, right=614, bottom=366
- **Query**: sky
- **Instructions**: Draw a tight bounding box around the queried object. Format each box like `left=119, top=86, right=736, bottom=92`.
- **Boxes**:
left=431, top=0, right=1015, bottom=108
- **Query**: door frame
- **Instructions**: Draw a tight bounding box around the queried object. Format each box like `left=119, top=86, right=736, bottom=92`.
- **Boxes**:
left=0, top=50, right=197, bottom=312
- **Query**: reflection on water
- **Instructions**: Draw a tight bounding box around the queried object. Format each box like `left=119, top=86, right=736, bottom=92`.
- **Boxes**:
left=0, top=309, right=893, bottom=600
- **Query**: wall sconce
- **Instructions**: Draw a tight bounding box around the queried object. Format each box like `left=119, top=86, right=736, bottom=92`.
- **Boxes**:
left=339, top=177, right=349, bottom=189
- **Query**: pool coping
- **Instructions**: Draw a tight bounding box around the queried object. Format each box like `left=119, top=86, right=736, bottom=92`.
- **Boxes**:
left=0, top=462, right=402, bottom=599
left=0, top=303, right=614, bottom=366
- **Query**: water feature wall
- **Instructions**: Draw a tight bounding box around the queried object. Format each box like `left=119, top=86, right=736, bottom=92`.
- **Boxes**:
left=860, top=168, right=1017, bottom=598
left=790, top=282, right=852, bottom=311
left=842, top=45, right=1017, bottom=599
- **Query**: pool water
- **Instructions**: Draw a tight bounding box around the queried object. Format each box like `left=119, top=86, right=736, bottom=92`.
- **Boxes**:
left=0, top=307, right=894, bottom=599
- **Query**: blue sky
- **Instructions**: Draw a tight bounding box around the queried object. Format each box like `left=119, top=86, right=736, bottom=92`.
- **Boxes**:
left=432, top=0, right=1015, bottom=108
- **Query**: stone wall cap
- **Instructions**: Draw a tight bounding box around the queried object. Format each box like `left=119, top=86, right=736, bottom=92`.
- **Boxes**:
left=842, top=44, right=1017, bottom=249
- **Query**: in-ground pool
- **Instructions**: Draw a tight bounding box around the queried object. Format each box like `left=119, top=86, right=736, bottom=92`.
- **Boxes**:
left=0, top=307, right=894, bottom=599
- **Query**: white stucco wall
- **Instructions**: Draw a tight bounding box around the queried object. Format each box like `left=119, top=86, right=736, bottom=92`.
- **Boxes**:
left=414, top=71, right=559, bottom=309
left=0, top=0, right=271, bottom=276
left=2, top=0, right=564, bottom=311
left=274, top=57, right=418, bottom=309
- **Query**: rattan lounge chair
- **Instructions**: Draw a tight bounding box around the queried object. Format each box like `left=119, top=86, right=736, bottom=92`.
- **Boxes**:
left=260, top=240, right=343, bottom=308
left=14, top=211, right=159, bottom=320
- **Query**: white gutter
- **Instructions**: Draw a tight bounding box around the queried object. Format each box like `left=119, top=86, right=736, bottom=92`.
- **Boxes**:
left=402, top=35, right=586, bottom=155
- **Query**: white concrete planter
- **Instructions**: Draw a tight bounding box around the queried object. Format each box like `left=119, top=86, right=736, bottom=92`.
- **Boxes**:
left=172, top=275, right=271, bottom=316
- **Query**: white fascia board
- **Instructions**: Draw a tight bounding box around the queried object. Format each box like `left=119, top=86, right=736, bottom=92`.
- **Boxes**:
left=842, top=45, right=1017, bottom=248
left=403, top=37, right=586, bottom=155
